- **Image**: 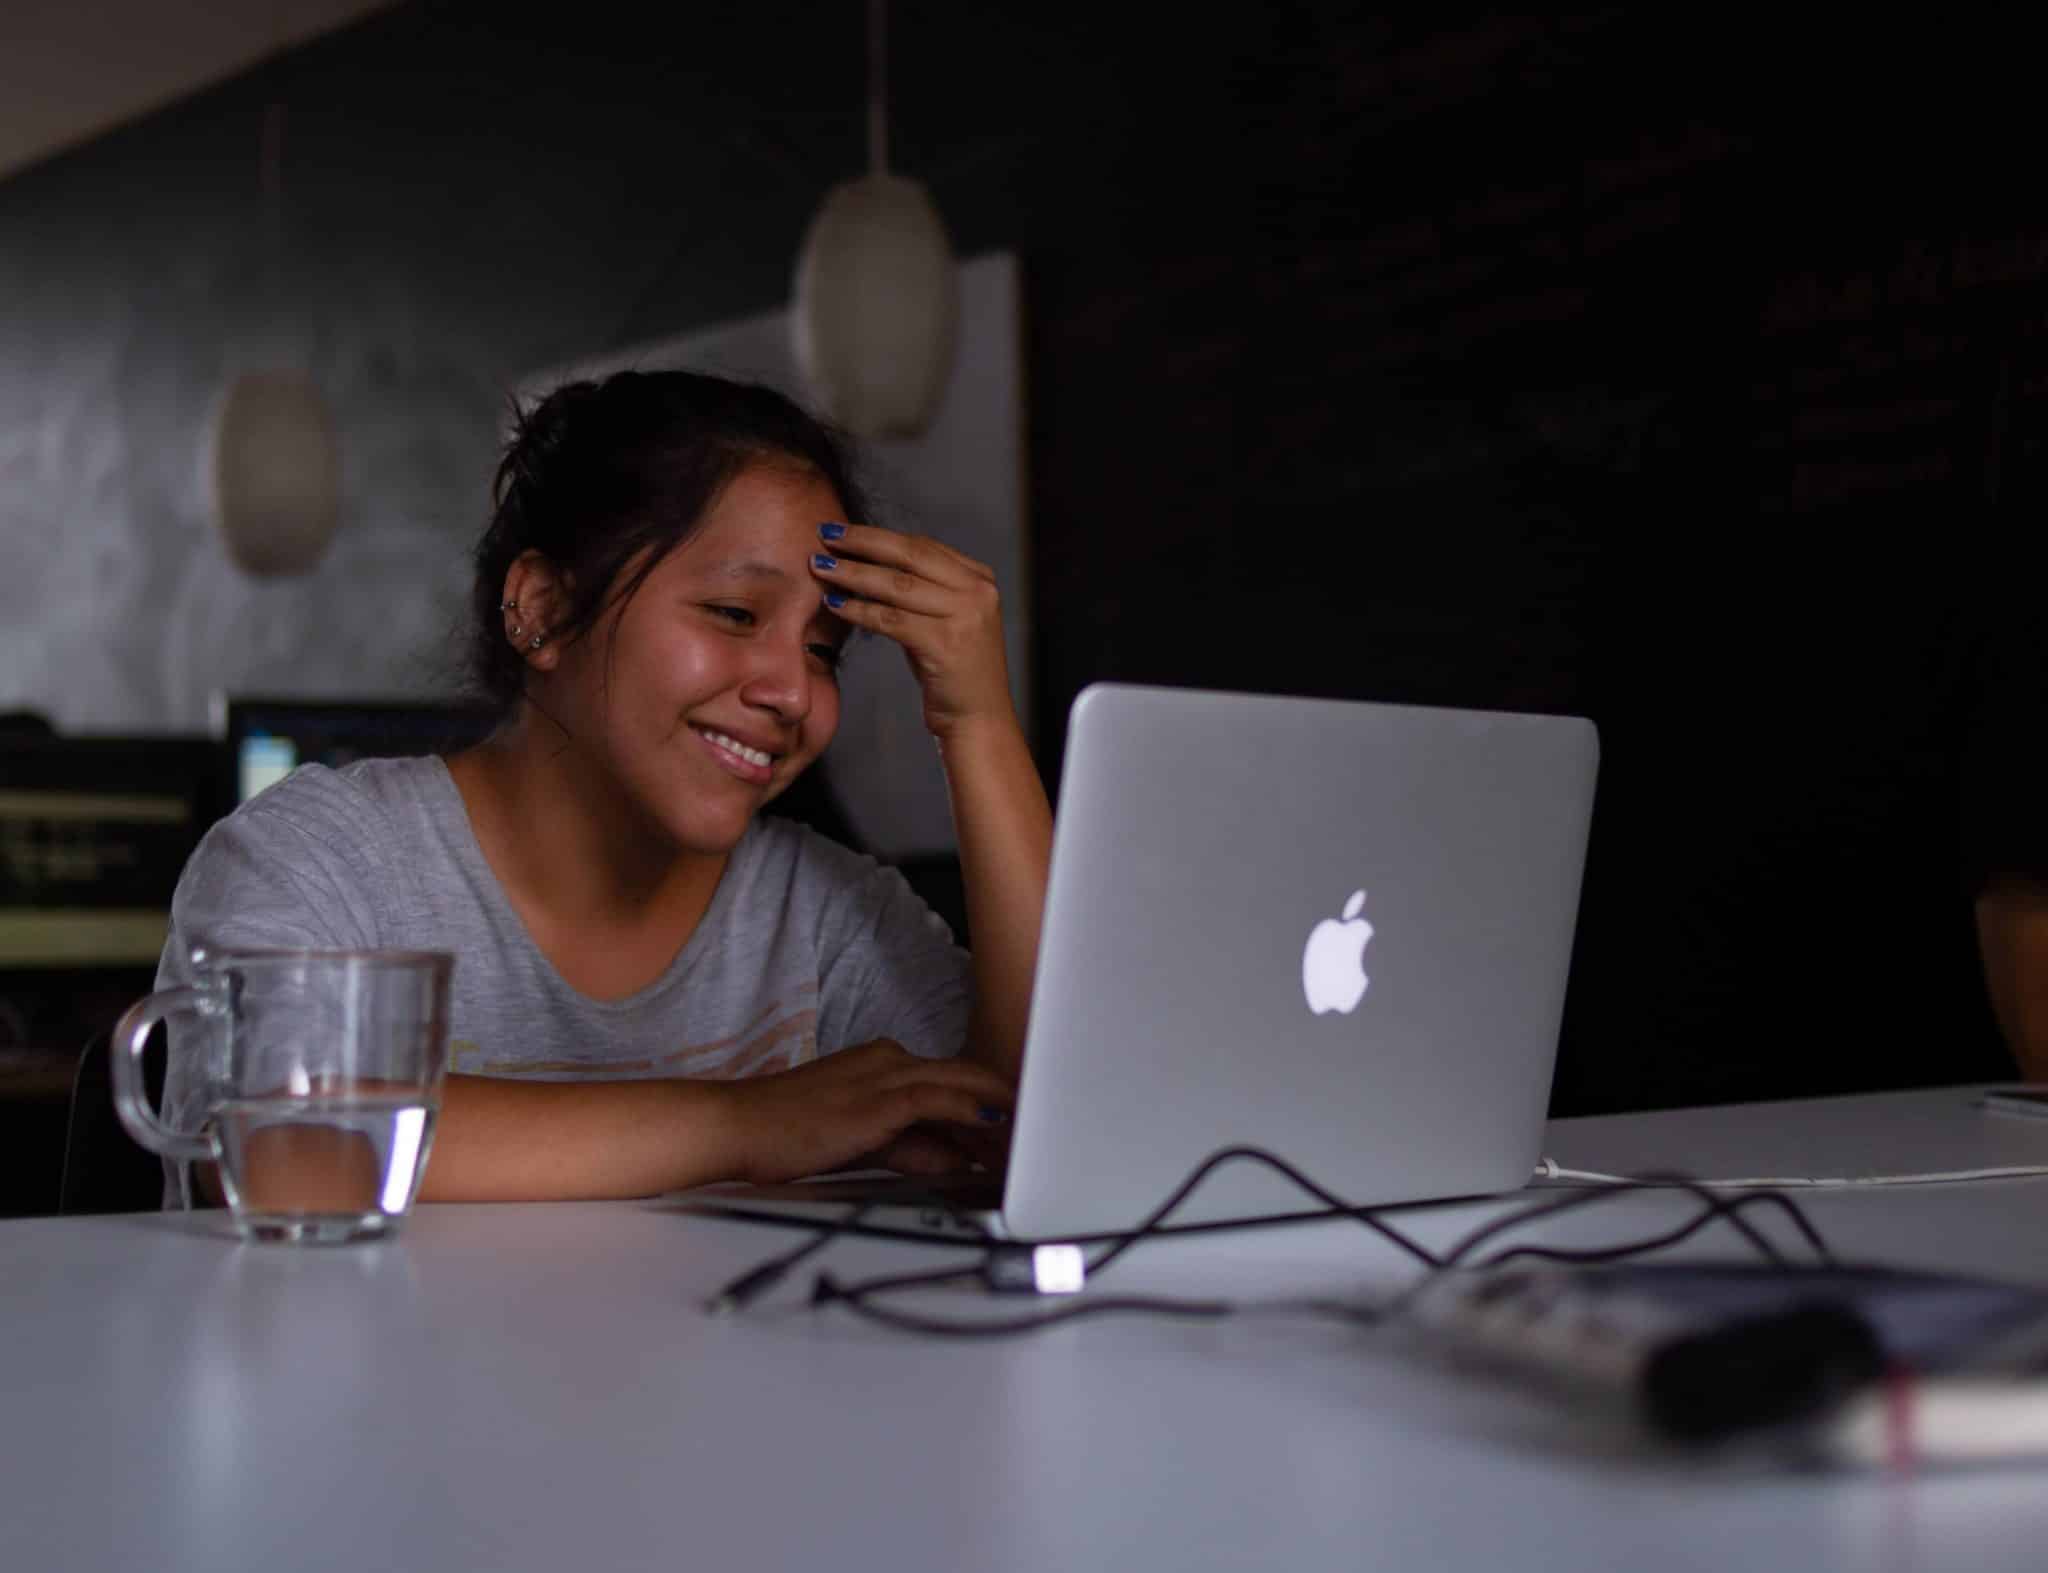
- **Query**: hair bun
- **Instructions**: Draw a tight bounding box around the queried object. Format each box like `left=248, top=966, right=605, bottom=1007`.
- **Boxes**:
left=496, top=380, right=602, bottom=509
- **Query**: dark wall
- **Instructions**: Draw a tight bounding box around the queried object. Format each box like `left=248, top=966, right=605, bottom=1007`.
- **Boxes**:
left=7, top=4, right=2043, bottom=1120
left=1133, top=11, right=2045, bottom=1113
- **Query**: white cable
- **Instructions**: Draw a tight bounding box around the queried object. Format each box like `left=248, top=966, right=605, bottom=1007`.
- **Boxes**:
left=1533, top=1157, right=2048, bottom=1188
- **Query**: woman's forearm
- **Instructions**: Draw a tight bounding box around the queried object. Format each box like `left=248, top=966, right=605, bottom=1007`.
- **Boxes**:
left=419, top=1074, right=737, bottom=1201
left=939, top=715, right=1054, bottom=1082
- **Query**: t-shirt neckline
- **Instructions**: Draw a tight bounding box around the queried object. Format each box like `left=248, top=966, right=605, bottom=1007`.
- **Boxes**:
left=422, top=754, right=748, bottom=1014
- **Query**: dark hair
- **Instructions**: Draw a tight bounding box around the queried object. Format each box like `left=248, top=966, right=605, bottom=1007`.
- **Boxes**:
left=468, top=369, right=870, bottom=713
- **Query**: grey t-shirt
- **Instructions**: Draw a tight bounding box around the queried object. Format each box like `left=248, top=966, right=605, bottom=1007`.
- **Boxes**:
left=156, top=756, right=971, bottom=1204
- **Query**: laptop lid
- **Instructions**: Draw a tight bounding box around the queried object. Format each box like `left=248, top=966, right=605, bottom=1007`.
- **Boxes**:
left=1000, top=683, right=1599, bottom=1239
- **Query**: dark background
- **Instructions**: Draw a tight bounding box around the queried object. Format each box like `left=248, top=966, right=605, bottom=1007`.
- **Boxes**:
left=5, top=4, right=2045, bottom=1210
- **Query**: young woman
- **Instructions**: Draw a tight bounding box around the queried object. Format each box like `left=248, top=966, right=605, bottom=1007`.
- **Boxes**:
left=158, top=370, right=1051, bottom=1203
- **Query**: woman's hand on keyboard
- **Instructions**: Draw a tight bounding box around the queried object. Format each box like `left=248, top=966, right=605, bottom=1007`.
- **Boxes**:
left=714, top=1038, right=1015, bottom=1184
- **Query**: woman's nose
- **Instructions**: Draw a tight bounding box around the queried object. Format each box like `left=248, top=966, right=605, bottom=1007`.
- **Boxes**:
left=739, top=641, right=812, bottom=723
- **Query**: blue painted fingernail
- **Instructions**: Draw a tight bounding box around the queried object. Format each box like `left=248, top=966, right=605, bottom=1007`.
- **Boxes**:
left=823, top=591, right=847, bottom=610
left=812, top=553, right=837, bottom=571
left=818, top=522, right=846, bottom=541
left=978, top=1105, right=1010, bottom=1125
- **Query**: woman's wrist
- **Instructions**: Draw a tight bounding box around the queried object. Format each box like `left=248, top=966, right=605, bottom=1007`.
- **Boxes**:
left=667, top=1076, right=749, bottom=1187
left=932, top=708, right=1031, bottom=770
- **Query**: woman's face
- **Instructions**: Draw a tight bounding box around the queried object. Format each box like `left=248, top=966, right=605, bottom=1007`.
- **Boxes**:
left=540, top=461, right=850, bottom=857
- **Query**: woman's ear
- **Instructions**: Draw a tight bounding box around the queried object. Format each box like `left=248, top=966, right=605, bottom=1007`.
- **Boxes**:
left=500, top=550, right=568, bottom=671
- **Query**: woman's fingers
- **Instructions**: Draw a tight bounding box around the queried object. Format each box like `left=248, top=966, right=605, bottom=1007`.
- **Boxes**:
left=824, top=1039, right=1013, bottom=1128
left=821, top=1084, right=1000, bottom=1179
left=722, top=1040, right=1015, bottom=1182
left=891, top=1081, right=1006, bottom=1132
left=819, top=522, right=989, bottom=588
left=871, top=1128, right=977, bottom=1176
left=809, top=523, right=1014, bottom=736
left=814, top=553, right=1004, bottom=680
left=876, top=1056, right=1015, bottom=1108
left=930, top=1119, right=1010, bottom=1172
left=876, top=1121, right=1007, bottom=1176
left=811, top=551, right=955, bottom=619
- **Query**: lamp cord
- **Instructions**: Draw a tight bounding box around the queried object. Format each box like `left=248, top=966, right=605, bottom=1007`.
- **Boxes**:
left=867, top=0, right=889, bottom=175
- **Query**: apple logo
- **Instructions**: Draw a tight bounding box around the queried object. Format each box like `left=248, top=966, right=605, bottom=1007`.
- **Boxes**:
left=1302, top=889, right=1374, bottom=1015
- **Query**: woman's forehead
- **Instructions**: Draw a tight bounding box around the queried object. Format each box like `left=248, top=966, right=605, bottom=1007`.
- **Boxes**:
left=670, top=466, right=842, bottom=566
left=713, top=461, right=842, bottom=524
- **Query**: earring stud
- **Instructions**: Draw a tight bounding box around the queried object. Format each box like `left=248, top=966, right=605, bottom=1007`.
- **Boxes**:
left=500, top=599, right=519, bottom=612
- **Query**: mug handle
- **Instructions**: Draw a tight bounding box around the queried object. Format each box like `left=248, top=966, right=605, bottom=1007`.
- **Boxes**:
left=110, top=987, right=214, bottom=1163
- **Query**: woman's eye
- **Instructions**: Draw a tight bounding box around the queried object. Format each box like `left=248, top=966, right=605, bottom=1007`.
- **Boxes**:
left=808, top=643, right=845, bottom=672
left=706, top=605, right=754, bottom=627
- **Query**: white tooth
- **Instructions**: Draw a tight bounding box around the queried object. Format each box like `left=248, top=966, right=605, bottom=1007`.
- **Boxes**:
left=704, top=730, right=770, bottom=768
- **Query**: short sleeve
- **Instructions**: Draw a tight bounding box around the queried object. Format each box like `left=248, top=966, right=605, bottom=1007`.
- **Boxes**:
left=812, top=857, right=973, bottom=1061
left=161, top=806, right=385, bottom=971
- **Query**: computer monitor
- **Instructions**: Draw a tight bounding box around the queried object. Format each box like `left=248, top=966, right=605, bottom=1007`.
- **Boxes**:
left=212, top=695, right=497, bottom=806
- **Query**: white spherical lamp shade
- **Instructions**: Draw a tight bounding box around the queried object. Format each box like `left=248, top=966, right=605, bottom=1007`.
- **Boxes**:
left=210, top=368, right=341, bottom=577
left=794, top=172, right=959, bottom=439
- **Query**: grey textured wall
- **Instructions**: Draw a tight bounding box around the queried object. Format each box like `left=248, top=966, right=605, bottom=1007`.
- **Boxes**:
left=0, top=218, right=507, bottom=729
left=0, top=21, right=581, bottom=728
left=0, top=1, right=1103, bottom=732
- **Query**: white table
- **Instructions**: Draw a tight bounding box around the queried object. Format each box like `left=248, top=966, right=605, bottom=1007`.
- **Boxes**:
left=7, top=1086, right=2048, bottom=1573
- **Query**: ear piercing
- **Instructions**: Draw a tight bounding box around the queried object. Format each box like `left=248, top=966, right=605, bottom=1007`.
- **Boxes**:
left=501, top=598, right=545, bottom=650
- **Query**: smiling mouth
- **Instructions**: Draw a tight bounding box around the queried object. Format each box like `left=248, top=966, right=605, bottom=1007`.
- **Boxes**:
left=690, top=725, right=780, bottom=782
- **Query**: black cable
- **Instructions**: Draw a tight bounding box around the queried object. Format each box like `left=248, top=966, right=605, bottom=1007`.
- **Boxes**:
left=1474, top=1192, right=1836, bottom=1272
left=702, top=1202, right=878, bottom=1314
left=707, top=1144, right=1437, bottom=1319
left=820, top=1262, right=983, bottom=1299
left=811, top=1272, right=1383, bottom=1338
left=705, top=1146, right=1838, bottom=1341
left=1375, top=1177, right=1835, bottom=1320
left=789, top=1144, right=1445, bottom=1335
left=1433, top=1172, right=1833, bottom=1277
left=810, top=1274, right=1236, bottom=1337
left=1440, top=1181, right=1780, bottom=1272
left=1080, top=1145, right=1443, bottom=1275
left=777, top=1145, right=1443, bottom=1336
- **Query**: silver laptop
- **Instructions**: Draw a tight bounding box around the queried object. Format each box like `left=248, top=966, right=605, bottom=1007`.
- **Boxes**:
left=684, top=682, right=1599, bottom=1243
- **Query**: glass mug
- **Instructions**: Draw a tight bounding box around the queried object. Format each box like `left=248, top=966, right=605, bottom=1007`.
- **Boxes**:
left=112, top=948, right=454, bottom=1243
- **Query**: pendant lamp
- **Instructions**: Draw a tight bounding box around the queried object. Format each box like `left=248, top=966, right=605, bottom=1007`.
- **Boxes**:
left=209, top=100, right=340, bottom=577
left=211, top=364, right=340, bottom=577
left=793, top=0, right=959, bottom=439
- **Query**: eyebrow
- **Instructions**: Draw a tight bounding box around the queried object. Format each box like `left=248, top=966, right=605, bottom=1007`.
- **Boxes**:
left=707, top=559, right=792, bottom=584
